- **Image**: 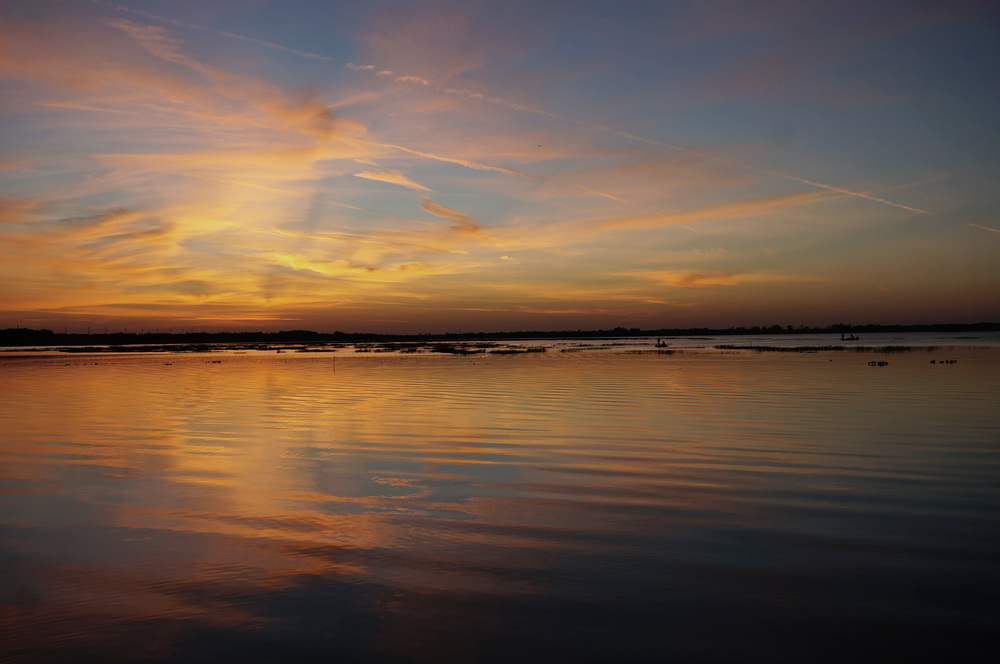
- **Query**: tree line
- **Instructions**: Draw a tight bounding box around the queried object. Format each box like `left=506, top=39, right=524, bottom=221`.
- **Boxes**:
left=2, top=322, right=998, bottom=347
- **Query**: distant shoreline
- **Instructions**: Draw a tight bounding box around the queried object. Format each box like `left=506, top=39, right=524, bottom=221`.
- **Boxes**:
left=2, top=322, right=998, bottom=348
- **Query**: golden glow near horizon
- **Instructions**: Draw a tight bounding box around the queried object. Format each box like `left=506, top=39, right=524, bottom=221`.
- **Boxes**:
left=1, top=1, right=998, bottom=333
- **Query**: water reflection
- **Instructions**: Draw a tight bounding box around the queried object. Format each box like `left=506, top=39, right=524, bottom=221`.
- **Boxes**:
left=2, top=348, right=998, bottom=662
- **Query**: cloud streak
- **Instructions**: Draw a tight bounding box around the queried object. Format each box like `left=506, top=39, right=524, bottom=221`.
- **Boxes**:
left=353, top=170, right=431, bottom=191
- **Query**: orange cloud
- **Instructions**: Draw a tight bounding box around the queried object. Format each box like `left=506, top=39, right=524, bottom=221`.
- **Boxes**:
left=417, top=197, right=485, bottom=236
left=353, top=169, right=432, bottom=191
left=593, top=190, right=837, bottom=232
left=667, top=272, right=739, bottom=288
left=2, top=3, right=993, bottom=332
left=628, top=269, right=821, bottom=289
left=396, top=76, right=430, bottom=85
left=0, top=196, right=41, bottom=225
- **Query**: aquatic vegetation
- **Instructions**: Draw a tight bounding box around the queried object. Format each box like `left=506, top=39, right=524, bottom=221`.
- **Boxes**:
left=429, top=343, right=483, bottom=355
left=714, top=344, right=924, bottom=353
left=489, top=346, right=546, bottom=354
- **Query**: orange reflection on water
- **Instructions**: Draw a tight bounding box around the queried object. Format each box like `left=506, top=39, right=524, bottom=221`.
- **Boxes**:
left=2, top=347, right=998, bottom=662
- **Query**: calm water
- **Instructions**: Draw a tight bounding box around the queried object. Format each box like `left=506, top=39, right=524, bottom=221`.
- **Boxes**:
left=2, top=342, right=998, bottom=663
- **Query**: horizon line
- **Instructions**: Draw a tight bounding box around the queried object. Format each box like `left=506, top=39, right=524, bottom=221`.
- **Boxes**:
left=3, top=321, right=999, bottom=339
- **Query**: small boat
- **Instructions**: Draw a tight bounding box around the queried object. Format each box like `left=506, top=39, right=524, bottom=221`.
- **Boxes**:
left=840, top=333, right=860, bottom=341
left=655, top=338, right=670, bottom=348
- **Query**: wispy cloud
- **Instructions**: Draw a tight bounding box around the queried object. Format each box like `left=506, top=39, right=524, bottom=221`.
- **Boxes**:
left=2, top=3, right=995, bottom=330
left=592, top=190, right=837, bottom=233
left=629, top=269, right=817, bottom=289
left=103, top=18, right=343, bottom=141
left=353, top=169, right=431, bottom=191
left=103, top=2, right=332, bottom=61
left=34, top=101, right=140, bottom=115
left=418, top=197, right=487, bottom=237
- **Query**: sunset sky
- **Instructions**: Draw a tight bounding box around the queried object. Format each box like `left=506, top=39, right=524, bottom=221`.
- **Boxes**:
left=1, top=0, right=998, bottom=333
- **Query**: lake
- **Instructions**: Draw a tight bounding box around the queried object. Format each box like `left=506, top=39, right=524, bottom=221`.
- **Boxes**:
left=2, top=337, right=998, bottom=662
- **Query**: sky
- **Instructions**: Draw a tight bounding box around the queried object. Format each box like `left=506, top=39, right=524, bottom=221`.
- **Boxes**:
left=1, top=0, right=998, bottom=334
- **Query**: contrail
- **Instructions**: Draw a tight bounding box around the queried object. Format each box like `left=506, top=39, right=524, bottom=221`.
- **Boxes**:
left=438, top=86, right=937, bottom=216
left=355, top=139, right=542, bottom=179
left=366, top=73, right=1000, bottom=235
left=755, top=171, right=931, bottom=215
left=572, top=184, right=642, bottom=208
